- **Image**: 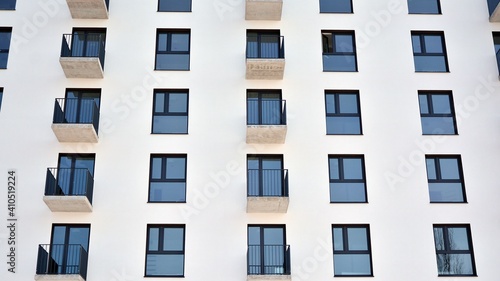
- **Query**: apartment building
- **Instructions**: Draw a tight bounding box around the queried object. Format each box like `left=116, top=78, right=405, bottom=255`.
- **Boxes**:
left=1, top=0, right=500, bottom=280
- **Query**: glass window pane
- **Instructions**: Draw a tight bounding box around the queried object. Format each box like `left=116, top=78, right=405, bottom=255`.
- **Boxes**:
left=439, top=158, right=460, bottom=179
left=166, top=158, right=186, bottom=179
left=331, top=182, right=366, bottom=202
left=169, top=93, right=188, bottom=113
left=426, top=159, right=437, bottom=180
left=419, top=95, right=429, bottom=114
left=149, top=228, right=159, bottom=251
left=0, top=0, right=16, bottom=10
left=343, top=158, right=363, bottom=179
left=329, top=158, right=340, bottom=180
left=325, top=94, right=336, bottom=113
left=156, top=54, right=190, bottom=70
left=424, top=35, right=444, bottom=53
left=157, top=33, right=168, bottom=52
left=155, top=93, right=165, bottom=113
left=153, top=116, right=188, bottom=134
left=159, top=0, right=191, bottom=12
left=436, top=254, right=474, bottom=275
left=338, top=94, right=358, bottom=113
left=150, top=182, right=186, bottom=202
left=412, top=35, right=421, bottom=53
left=347, top=228, right=368, bottom=250
left=248, top=227, right=261, bottom=245
left=431, top=95, right=451, bottom=114
left=422, top=117, right=455, bottom=134
left=0, top=53, right=8, bottom=68
left=333, top=228, right=344, bottom=251
left=0, top=32, right=12, bottom=49
left=320, top=0, right=352, bottom=13
left=429, top=183, right=464, bottom=202
left=408, top=0, right=440, bottom=14
left=171, top=33, right=189, bottom=51
left=335, top=35, right=354, bottom=52
left=323, top=54, right=357, bottom=71
left=322, top=33, right=333, bottom=53
left=146, top=254, right=184, bottom=276
left=152, top=158, right=162, bottom=179
left=414, top=56, right=447, bottom=72
left=448, top=227, right=470, bottom=250
left=334, top=254, right=371, bottom=276
left=433, top=227, right=445, bottom=250
left=164, top=228, right=184, bottom=251
left=327, top=116, right=361, bottom=135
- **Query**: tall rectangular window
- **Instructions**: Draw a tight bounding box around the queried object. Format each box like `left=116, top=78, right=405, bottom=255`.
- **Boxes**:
left=155, top=29, right=190, bottom=70
left=322, top=31, right=357, bottom=72
left=146, top=225, right=185, bottom=277
left=425, top=155, right=466, bottom=203
left=0, top=28, right=12, bottom=69
left=433, top=225, right=476, bottom=276
left=493, top=32, right=500, bottom=75
left=320, top=0, right=353, bottom=13
left=325, top=91, right=362, bottom=134
left=329, top=156, right=367, bottom=203
left=411, top=31, right=448, bottom=72
left=332, top=225, right=373, bottom=276
left=0, top=0, right=16, bottom=10
left=149, top=155, right=187, bottom=202
left=158, top=0, right=191, bottom=12
left=418, top=91, right=457, bottom=135
left=152, top=90, right=188, bottom=134
left=0, top=88, right=3, bottom=111
left=408, top=0, right=441, bottom=14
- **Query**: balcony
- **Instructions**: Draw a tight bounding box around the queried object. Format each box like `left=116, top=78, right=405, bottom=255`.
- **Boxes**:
left=246, top=35, right=285, bottom=80
left=489, top=0, right=500, bottom=21
left=247, top=245, right=291, bottom=281
left=60, top=34, right=105, bottom=79
left=246, top=0, right=283, bottom=20
left=52, top=98, right=100, bottom=143
left=247, top=169, right=289, bottom=213
left=35, top=244, right=88, bottom=281
left=66, top=0, right=109, bottom=19
left=43, top=168, right=94, bottom=212
left=247, top=99, right=287, bottom=144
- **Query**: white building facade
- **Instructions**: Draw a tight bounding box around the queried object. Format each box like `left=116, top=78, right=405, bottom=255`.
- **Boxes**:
left=1, top=0, right=500, bottom=280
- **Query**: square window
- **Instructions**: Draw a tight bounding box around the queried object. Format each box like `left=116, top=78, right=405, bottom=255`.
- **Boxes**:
left=329, top=156, right=367, bottom=203
left=325, top=91, right=362, bottom=134
left=0, top=0, right=15, bottom=10
left=149, top=155, right=187, bottom=202
left=146, top=225, right=185, bottom=277
left=418, top=91, right=457, bottom=135
left=247, top=90, right=285, bottom=125
left=0, top=28, right=12, bottom=69
left=322, top=31, right=357, bottom=72
left=156, top=30, right=190, bottom=70
left=425, top=155, right=466, bottom=203
left=247, top=155, right=287, bottom=196
left=247, top=30, right=284, bottom=59
left=433, top=225, right=476, bottom=276
left=332, top=225, right=373, bottom=276
left=320, top=0, right=353, bottom=13
left=408, top=0, right=441, bottom=14
left=152, top=90, right=188, bottom=134
left=158, top=0, right=191, bottom=12
left=411, top=31, right=448, bottom=72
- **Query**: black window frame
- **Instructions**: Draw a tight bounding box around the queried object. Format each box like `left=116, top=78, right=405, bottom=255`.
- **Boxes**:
left=0, top=0, right=16, bottom=10
left=148, top=154, right=187, bottom=203
left=151, top=89, right=189, bottom=134
left=408, top=0, right=441, bottom=14
left=433, top=224, right=477, bottom=277
left=322, top=30, right=358, bottom=72
left=332, top=224, right=373, bottom=277
left=418, top=91, right=457, bottom=135
left=319, top=0, right=353, bottom=13
left=0, top=87, right=3, bottom=111
left=0, top=27, right=12, bottom=69
left=247, top=90, right=285, bottom=126
left=411, top=31, right=449, bottom=72
left=328, top=155, right=367, bottom=203
left=492, top=32, right=500, bottom=75
left=158, top=0, right=192, bottom=12
left=145, top=224, right=186, bottom=277
left=425, top=155, right=466, bottom=203
left=325, top=90, right=362, bottom=135
left=155, top=29, right=191, bottom=71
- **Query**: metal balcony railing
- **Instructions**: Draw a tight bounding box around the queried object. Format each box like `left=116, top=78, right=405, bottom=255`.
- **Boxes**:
left=248, top=169, right=289, bottom=197
left=247, top=35, right=285, bottom=59
left=61, top=33, right=106, bottom=68
left=36, top=244, right=88, bottom=280
left=53, top=98, right=100, bottom=133
left=45, top=168, right=94, bottom=204
left=248, top=245, right=291, bottom=275
left=247, top=100, right=287, bottom=125
left=488, top=0, right=500, bottom=16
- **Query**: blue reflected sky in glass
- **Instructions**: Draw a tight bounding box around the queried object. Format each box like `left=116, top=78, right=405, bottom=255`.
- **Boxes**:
left=439, top=158, right=460, bottom=179
left=429, top=183, right=463, bottom=202
left=343, top=158, right=363, bottom=179
left=330, top=182, right=366, bottom=202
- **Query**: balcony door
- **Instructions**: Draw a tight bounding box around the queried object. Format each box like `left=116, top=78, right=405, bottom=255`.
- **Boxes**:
left=49, top=224, right=90, bottom=274
left=57, top=154, right=95, bottom=196
left=247, top=30, right=281, bottom=58
left=247, top=91, right=282, bottom=125
left=64, top=89, right=100, bottom=124
left=248, top=155, right=283, bottom=196
left=71, top=28, right=106, bottom=57
left=248, top=225, right=286, bottom=275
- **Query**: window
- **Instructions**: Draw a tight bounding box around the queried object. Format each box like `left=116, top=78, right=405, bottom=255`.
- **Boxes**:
left=493, top=32, right=500, bottom=74
left=320, top=0, right=353, bottom=13
left=155, top=29, right=190, bottom=70
left=67, top=28, right=106, bottom=58
left=54, top=154, right=95, bottom=196
left=433, top=225, right=476, bottom=276
left=158, top=0, right=191, bottom=12
left=145, top=225, right=185, bottom=277
left=425, top=155, right=466, bottom=203
left=152, top=90, right=188, bottom=134
left=248, top=225, right=289, bottom=275
left=329, top=156, right=367, bottom=203
left=247, top=30, right=284, bottom=59
left=408, top=0, right=441, bottom=14
left=0, top=0, right=15, bottom=10
left=325, top=91, right=362, bottom=134
left=247, top=90, right=285, bottom=125
left=0, top=28, right=12, bottom=69
left=322, top=31, right=357, bottom=72
left=0, top=88, right=3, bottom=111
left=411, top=32, right=448, bottom=72
left=332, top=225, right=373, bottom=276
left=57, top=89, right=101, bottom=124
left=149, top=155, right=187, bottom=202
left=247, top=155, right=286, bottom=196
left=418, top=91, right=457, bottom=135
